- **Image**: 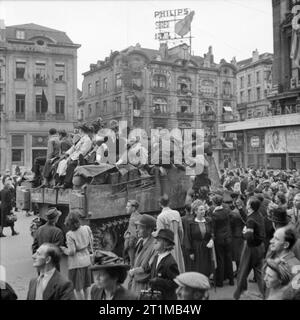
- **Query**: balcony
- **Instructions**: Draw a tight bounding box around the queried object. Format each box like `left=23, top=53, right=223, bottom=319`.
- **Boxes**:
left=34, top=77, right=47, bottom=87
left=151, top=109, right=169, bottom=118
left=221, top=114, right=236, bottom=123
left=35, top=113, right=46, bottom=120
left=177, top=89, right=193, bottom=97
left=15, top=113, right=25, bottom=120
left=151, top=86, right=169, bottom=94
left=176, top=111, right=194, bottom=119
left=55, top=113, right=65, bottom=121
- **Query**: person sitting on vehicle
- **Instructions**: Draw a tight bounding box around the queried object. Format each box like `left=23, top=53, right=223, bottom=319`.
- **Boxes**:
left=56, top=123, right=93, bottom=189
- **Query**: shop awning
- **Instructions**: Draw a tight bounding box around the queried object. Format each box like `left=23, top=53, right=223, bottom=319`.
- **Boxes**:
left=223, top=106, right=233, bottom=112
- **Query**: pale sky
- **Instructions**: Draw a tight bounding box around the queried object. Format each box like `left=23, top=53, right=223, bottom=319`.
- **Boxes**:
left=0, top=0, right=273, bottom=88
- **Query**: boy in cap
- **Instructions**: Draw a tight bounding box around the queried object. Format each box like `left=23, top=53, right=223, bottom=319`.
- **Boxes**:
left=32, top=208, right=65, bottom=258
left=175, top=272, right=210, bottom=300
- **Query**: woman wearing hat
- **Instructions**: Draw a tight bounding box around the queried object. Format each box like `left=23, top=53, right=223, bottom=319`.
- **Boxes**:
left=148, top=229, right=179, bottom=300
left=90, top=251, right=137, bottom=300
left=185, top=200, right=214, bottom=278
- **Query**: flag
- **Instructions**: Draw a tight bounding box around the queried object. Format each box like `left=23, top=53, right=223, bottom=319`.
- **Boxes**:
left=41, top=89, right=48, bottom=113
left=175, top=11, right=195, bottom=37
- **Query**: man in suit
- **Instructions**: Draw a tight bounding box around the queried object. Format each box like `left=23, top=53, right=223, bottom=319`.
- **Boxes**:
left=287, top=193, right=300, bottom=260
left=27, top=243, right=75, bottom=300
left=128, top=214, right=156, bottom=295
left=32, top=207, right=64, bottom=256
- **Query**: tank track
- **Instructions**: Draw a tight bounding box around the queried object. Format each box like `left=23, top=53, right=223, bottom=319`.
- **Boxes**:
left=89, top=216, right=130, bottom=256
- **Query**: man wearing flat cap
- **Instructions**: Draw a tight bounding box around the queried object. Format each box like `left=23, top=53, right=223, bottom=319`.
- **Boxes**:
left=175, top=272, right=210, bottom=300
left=128, top=214, right=157, bottom=295
left=32, top=207, right=65, bottom=260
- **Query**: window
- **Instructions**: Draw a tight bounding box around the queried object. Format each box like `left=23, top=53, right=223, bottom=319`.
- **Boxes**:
left=55, top=64, right=64, bottom=81
left=95, top=102, right=100, bottom=115
left=240, top=76, right=244, bottom=89
left=55, top=96, right=65, bottom=119
left=95, top=80, right=100, bottom=94
left=153, top=75, right=167, bottom=88
left=178, top=99, right=192, bottom=113
left=88, top=83, right=92, bottom=96
left=177, top=77, right=191, bottom=93
left=36, top=95, right=46, bottom=119
left=153, top=97, right=168, bottom=113
left=223, top=81, right=231, bottom=96
left=103, top=100, right=107, bottom=113
left=16, top=30, right=25, bottom=40
left=15, top=94, right=25, bottom=119
left=248, top=89, right=251, bottom=102
left=256, top=71, right=260, bottom=84
left=88, top=104, right=92, bottom=115
left=115, top=97, right=121, bottom=113
left=256, top=87, right=261, bottom=100
left=16, top=61, right=26, bottom=79
left=240, top=91, right=244, bottom=103
left=11, top=135, right=24, bottom=165
left=116, top=73, right=122, bottom=89
left=103, top=78, right=108, bottom=92
left=247, top=74, right=251, bottom=86
left=35, top=62, right=46, bottom=84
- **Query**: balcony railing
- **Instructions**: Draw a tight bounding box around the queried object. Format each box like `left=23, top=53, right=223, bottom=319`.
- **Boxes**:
left=34, top=77, right=47, bottom=86
left=177, top=111, right=194, bottom=119
left=35, top=113, right=46, bottom=120
left=15, top=113, right=25, bottom=120
left=55, top=113, right=65, bottom=121
left=151, top=109, right=169, bottom=117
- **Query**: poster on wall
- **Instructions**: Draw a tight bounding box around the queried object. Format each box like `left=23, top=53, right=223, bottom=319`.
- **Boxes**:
left=265, top=129, right=287, bottom=154
left=286, top=128, right=300, bottom=153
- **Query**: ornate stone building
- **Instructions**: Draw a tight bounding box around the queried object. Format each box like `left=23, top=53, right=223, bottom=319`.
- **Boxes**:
left=219, top=0, right=300, bottom=169
left=79, top=43, right=237, bottom=167
left=0, top=22, right=80, bottom=172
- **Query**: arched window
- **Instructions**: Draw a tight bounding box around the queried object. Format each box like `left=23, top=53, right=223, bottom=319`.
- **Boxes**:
left=152, top=97, right=168, bottom=113
left=177, top=77, right=192, bottom=93
left=152, top=74, right=167, bottom=88
left=178, top=99, right=192, bottom=113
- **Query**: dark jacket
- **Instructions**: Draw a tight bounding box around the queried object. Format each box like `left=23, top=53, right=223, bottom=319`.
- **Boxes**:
left=211, top=206, right=232, bottom=243
left=60, top=137, right=73, bottom=154
left=0, top=186, right=14, bottom=227
left=149, top=253, right=179, bottom=300
left=244, top=210, right=266, bottom=248
left=27, top=269, right=75, bottom=300
left=47, top=134, right=60, bottom=160
left=0, top=281, right=17, bottom=300
left=32, top=222, right=65, bottom=253
left=90, top=285, right=137, bottom=300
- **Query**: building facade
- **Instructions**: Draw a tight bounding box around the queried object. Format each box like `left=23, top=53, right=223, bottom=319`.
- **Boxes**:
left=219, top=0, right=300, bottom=170
left=0, top=22, right=80, bottom=172
left=79, top=43, right=238, bottom=168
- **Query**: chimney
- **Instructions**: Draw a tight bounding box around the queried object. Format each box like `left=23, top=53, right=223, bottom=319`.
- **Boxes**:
left=252, top=49, right=259, bottom=62
left=159, top=42, right=168, bottom=59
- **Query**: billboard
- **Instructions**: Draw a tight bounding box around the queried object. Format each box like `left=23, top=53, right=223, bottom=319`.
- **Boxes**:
left=287, top=128, right=300, bottom=153
left=265, top=129, right=287, bottom=154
